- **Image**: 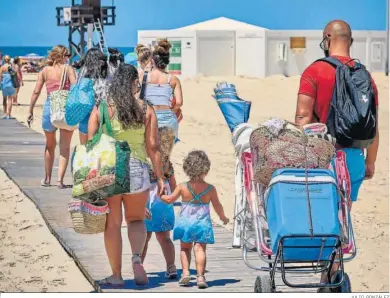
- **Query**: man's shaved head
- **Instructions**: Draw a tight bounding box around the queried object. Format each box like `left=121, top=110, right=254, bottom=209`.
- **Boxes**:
left=324, top=20, right=352, bottom=41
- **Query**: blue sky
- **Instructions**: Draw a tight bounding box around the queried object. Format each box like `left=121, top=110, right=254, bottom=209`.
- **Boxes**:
left=0, top=0, right=386, bottom=47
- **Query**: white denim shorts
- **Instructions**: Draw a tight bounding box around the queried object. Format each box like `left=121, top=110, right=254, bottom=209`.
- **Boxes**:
left=128, top=158, right=151, bottom=194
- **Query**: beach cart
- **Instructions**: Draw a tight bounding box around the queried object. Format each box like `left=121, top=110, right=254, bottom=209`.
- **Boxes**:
left=213, top=83, right=356, bottom=293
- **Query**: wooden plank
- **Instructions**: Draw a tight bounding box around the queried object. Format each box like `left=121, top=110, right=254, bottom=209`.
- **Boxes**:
left=0, top=116, right=318, bottom=293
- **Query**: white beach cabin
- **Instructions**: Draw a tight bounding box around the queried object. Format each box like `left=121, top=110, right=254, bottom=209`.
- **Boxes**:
left=138, top=17, right=387, bottom=78
left=138, top=17, right=267, bottom=78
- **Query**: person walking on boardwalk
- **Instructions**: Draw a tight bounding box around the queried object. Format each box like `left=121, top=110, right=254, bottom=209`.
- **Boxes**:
left=137, top=39, right=183, bottom=142
left=161, top=150, right=229, bottom=289
left=27, top=46, right=77, bottom=188
left=88, top=64, right=166, bottom=287
left=0, top=55, right=16, bottom=119
left=294, top=20, right=379, bottom=288
left=12, top=56, right=23, bottom=105
left=77, top=48, right=109, bottom=144
left=142, top=127, right=178, bottom=279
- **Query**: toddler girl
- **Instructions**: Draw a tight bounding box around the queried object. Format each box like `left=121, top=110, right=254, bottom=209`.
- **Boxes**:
left=161, top=150, right=229, bottom=289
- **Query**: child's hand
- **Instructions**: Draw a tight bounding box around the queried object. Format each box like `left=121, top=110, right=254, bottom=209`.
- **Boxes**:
left=145, top=208, right=152, bottom=220
left=221, top=216, right=229, bottom=225
left=161, top=195, right=169, bottom=203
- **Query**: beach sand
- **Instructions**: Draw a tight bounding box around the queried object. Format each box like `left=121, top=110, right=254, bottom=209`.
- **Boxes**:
left=0, top=169, right=93, bottom=292
left=1, top=72, right=388, bottom=292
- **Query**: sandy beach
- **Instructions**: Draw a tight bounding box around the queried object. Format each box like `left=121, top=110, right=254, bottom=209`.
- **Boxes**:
left=0, top=72, right=388, bottom=292
left=0, top=169, right=93, bottom=292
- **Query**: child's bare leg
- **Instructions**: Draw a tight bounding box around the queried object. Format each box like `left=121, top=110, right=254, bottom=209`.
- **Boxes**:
left=194, top=243, right=207, bottom=276
left=180, top=242, right=192, bottom=277
left=156, top=231, right=176, bottom=270
left=141, top=232, right=153, bottom=263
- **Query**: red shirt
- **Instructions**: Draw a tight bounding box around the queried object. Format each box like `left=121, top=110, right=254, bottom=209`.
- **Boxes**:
left=298, top=55, right=379, bottom=123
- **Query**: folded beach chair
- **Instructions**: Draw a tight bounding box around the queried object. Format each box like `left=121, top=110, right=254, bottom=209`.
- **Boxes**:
left=212, top=82, right=251, bottom=133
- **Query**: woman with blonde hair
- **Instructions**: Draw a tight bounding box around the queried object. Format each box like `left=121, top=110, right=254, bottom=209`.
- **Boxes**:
left=27, top=45, right=76, bottom=188
left=136, top=39, right=183, bottom=141
left=0, top=55, right=16, bottom=119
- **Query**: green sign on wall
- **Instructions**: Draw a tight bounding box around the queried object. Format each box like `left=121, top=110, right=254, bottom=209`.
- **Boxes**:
left=168, top=40, right=182, bottom=75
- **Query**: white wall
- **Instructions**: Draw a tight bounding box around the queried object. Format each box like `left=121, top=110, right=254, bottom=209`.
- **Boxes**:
left=138, top=29, right=386, bottom=78
left=137, top=30, right=197, bottom=78
left=235, top=30, right=266, bottom=78
left=196, top=30, right=235, bottom=76
left=265, top=30, right=386, bottom=76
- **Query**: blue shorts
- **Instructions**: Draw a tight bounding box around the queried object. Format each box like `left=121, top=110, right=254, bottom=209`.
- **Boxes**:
left=333, top=148, right=366, bottom=202
left=79, top=112, right=90, bottom=135
left=42, top=97, right=56, bottom=132
left=155, top=110, right=179, bottom=143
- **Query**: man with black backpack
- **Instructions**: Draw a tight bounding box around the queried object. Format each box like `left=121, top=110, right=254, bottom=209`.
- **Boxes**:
left=295, top=20, right=379, bottom=287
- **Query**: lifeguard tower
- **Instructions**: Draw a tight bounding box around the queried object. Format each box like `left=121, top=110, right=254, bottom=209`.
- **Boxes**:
left=56, top=0, right=116, bottom=59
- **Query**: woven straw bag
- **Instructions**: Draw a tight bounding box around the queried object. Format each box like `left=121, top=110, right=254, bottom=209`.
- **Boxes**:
left=68, top=198, right=110, bottom=234
left=250, top=122, right=335, bottom=186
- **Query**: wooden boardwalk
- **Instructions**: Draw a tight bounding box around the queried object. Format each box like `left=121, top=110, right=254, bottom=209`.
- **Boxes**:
left=0, top=116, right=317, bottom=292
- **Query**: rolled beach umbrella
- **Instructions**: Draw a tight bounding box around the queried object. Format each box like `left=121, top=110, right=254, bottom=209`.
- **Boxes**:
left=212, top=82, right=251, bottom=133
left=124, top=52, right=138, bottom=67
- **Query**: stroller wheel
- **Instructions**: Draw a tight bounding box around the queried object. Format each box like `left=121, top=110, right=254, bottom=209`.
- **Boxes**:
left=254, top=275, right=273, bottom=293
left=331, top=272, right=352, bottom=293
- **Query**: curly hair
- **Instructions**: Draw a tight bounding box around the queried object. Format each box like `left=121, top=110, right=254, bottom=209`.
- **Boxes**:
left=152, top=39, right=171, bottom=69
left=183, top=150, right=211, bottom=181
left=109, top=64, right=145, bottom=129
left=47, top=45, right=70, bottom=66
left=158, top=127, right=175, bottom=159
left=82, top=48, right=108, bottom=79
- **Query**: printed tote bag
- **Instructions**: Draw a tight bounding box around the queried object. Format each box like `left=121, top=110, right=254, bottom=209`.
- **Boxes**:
left=50, top=65, right=77, bottom=130
left=65, top=67, right=95, bottom=126
left=71, top=102, right=131, bottom=201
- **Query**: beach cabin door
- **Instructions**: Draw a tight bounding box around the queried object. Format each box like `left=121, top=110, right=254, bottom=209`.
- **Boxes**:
left=197, top=31, right=235, bottom=76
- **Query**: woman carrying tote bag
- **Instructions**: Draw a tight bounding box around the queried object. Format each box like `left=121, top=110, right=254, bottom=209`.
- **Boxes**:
left=28, top=45, right=77, bottom=189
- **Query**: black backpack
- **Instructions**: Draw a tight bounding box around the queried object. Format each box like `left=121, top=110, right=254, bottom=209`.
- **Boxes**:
left=316, top=57, right=377, bottom=148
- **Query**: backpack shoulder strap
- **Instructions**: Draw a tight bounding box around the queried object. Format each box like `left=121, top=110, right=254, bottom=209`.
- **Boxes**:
left=139, top=70, right=148, bottom=100
left=315, top=57, right=344, bottom=68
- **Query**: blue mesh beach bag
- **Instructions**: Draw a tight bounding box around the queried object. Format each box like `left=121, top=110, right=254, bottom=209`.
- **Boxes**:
left=65, top=68, right=95, bottom=126
left=213, top=82, right=251, bottom=133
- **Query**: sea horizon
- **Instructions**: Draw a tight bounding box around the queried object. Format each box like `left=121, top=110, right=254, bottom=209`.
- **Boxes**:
left=0, top=46, right=135, bottom=58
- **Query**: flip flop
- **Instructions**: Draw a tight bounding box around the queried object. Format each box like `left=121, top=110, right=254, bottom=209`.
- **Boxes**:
left=164, top=264, right=177, bottom=279
left=178, top=275, right=191, bottom=286
left=99, top=275, right=124, bottom=287
left=41, top=179, right=50, bottom=187
left=57, top=183, right=72, bottom=189
left=132, top=254, right=149, bottom=286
